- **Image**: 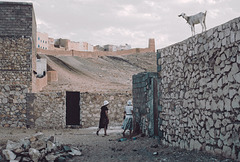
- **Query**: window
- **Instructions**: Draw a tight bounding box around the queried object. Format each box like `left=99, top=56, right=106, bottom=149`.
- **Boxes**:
left=38, top=37, right=40, bottom=40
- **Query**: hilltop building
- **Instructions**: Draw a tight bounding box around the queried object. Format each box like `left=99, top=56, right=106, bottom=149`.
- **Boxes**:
left=79, top=41, right=94, bottom=52
left=37, top=32, right=48, bottom=50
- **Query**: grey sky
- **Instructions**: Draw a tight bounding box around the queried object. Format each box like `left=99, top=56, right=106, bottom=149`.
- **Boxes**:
left=6, top=0, right=240, bottom=49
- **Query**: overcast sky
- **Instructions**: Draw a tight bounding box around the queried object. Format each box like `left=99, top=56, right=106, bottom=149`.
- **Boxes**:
left=7, top=0, right=240, bottom=49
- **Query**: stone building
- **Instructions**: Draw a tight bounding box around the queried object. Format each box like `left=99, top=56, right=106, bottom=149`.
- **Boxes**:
left=54, top=38, right=80, bottom=51
left=37, top=32, right=48, bottom=50
left=0, top=1, right=37, bottom=127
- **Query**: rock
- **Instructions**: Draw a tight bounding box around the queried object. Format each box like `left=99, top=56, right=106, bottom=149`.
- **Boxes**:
left=19, top=138, right=30, bottom=150
left=222, top=119, right=231, bottom=126
left=47, top=141, right=56, bottom=152
left=13, top=147, right=24, bottom=154
left=217, top=139, right=223, bottom=147
left=22, top=157, right=32, bottom=161
left=237, top=114, right=240, bottom=121
left=29, top=148, right=41, bottom=162
left=232, top=95, right=240, bottom=109
left=70, top=146, right=82, bottom=156
left=229, top=89, right=237, bottom=99
left=209, top=128, right=215, bottom=138
left=55, top=156, right=66, bottom=162
left=62, top=145, right=71, bottom=152
left=222, top=146, right=231, bottom=157
left=190, top=139, right=202, bottom=150
left=45, top=153, right=58, bottom=162
left=214, top=120, right=221, bottom=128
left=6, top=140, right=22, bottom=151
left=48, top=136, right=55, bottom=143
left=2, top=149, right=16, bottom=161
left=30, top=139, right=46, bottom=151
left=30, top=136, right=37, bottom=142
left=224, top=98, right=231, bottom=111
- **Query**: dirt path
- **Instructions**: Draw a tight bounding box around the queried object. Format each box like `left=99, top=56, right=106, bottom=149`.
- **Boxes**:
left=0, top=127, right=234, bottom=162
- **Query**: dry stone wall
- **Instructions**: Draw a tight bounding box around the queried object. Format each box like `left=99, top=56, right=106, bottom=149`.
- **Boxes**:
left=80, top=92, right=132, bottom=128
left=26, top=91, right=66, bottom=129
left=157, top=17, right=240, bottom=160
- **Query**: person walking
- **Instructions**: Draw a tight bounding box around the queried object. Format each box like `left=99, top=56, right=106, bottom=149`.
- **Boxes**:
left=122, top=100, right=133, bottom=137
left=96, top=100, right=109, bottom=136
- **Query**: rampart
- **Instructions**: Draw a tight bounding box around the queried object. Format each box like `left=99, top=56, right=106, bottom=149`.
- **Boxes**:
left=157, top=17, right=240, bottom=160
left=37, top=45, right=155, bottom=58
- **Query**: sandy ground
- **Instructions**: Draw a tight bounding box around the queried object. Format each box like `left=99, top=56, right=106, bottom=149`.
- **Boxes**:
left=40, top=52, right=157, bottom=93
left=0, top=127, right=234, bottom=162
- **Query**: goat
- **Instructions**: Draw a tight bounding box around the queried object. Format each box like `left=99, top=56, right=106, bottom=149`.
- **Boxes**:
left=178, top=11, right=207, bottom=36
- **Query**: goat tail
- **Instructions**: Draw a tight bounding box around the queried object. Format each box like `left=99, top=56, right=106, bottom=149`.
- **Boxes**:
left=204, top=10, right=207, bottom=16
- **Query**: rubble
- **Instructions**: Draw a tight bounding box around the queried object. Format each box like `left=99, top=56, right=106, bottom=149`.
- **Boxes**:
left=1, top=132, right=82, bottom=162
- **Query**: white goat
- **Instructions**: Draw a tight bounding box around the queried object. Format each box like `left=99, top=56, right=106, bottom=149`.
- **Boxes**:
left=178, top=11, right=207, bottom=36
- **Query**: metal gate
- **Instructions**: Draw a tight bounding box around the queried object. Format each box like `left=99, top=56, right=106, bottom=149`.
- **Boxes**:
left=66, top=91, right=80, bottom=126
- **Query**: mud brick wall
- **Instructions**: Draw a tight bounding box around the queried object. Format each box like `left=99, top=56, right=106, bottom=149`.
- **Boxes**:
left=0, top=2, right=37, bottom=128
left=157, top=17, right=240, bottom=160
left=80, top=92, right=132, bottom=128
left=26, top=91, right=66, bottom=129
left=132, top=72, right=159, bottom=137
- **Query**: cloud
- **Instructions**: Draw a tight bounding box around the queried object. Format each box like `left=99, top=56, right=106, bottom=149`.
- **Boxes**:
left=36, top=18, right=51, bottom=30
left=208, top=9, right=220, bottom=19
left=4, top=0, right=240, bottom=49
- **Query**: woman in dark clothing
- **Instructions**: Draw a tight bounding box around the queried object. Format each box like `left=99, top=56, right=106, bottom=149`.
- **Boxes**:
left=96, top=100, right=109, bottom=136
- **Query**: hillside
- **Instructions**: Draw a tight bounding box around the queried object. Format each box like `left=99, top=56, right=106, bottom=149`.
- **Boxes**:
left=39, top=52, right=157, bottom=93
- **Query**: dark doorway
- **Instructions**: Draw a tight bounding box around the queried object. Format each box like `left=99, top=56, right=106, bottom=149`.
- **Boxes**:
left=153, top=78, right=159, bottom=136
left=66, top=91, right=80, bottom=125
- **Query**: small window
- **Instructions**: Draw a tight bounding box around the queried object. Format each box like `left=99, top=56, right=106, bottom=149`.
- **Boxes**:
left=38, top=45, right=40, bottom=48
left=38, top=37, right=40, bottom=40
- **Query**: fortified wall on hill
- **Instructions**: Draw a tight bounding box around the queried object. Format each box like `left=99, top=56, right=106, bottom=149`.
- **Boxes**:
left=37, top=38, right=155, bottom=57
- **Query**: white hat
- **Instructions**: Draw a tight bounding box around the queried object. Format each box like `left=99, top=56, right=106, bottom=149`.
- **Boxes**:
left=127, top=100, right=132, bottom=106
left=103, top=100, right=109, bottom=106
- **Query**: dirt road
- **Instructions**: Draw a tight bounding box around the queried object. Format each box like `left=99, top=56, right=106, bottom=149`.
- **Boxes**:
left=0, top=127, right=234, bottom=162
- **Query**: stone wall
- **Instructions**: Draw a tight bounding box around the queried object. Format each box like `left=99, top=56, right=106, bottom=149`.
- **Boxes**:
left=132, top=72, right=160, bottom=137
left=0, top=38, right=33, bottom=128
left=80, top=92, right=132, bottom=128
left=0, top=2, right=37, bottom=128
left=26, top=91, right=66, bottom=129
left=157, top=17, right=240, bottom=160
left=37, top=47, right=154, bottom=58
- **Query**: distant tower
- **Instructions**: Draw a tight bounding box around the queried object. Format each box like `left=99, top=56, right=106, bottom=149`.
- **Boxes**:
left=148, top=38, right=155, bottom=52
